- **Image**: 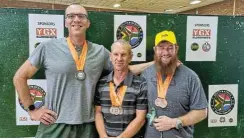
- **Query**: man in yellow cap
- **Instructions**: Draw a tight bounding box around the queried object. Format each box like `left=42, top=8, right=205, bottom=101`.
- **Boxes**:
left=141, top=30, right=208, bottom=138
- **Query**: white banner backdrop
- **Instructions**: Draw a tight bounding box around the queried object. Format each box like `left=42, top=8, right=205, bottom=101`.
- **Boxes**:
left=186, top=16, right=218, bottom=61
left=208, top=84, right=238, bottom=127
left=16, top=79, right=47, bottom=125
left=114, top=15, right=146, bottom=61
left=29, top=14, right=64, bottom=56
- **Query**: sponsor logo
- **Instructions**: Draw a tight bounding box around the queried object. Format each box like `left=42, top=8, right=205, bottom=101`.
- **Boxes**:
left=192, top=29, right=211, bottom=39
left=116, top=21, right=143, bottom=49
left=36, top=28, right=57, bottom=38
left=191, top=42, right=199, bottom=51
left=202, top=42, right=211, bottom=52
left=19, top=85, right=46, bottom=111
left=210, top=119, right=217, bottom=123
left=161, top=34, right=168, bottom=37
left=210, top=90, right=235, bottom=115
left=220, top=117, right=225, bottom=123
left=19, top=117, right=27, bottom=121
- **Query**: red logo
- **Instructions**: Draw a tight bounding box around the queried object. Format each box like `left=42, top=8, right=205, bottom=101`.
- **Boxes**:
left=19, top=117, right=27, bottom=121
left=193, top=29, right=211, bottom=36
left=36, top=28, right=57, bottom=38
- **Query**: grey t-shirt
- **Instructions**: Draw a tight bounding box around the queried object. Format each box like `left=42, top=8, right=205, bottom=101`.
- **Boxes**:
left=141, top=64, right=208, bottom=138
left=28, top=38, right=112, bottom=124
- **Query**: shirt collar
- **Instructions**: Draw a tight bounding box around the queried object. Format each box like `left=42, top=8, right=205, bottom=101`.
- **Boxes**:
left=106, top=71, right=133, bottom=86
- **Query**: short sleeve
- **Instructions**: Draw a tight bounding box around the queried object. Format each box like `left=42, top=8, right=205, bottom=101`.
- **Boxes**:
left=189, top=75, right=208, bottom=110
left=28, top=42, right=46, bottom=69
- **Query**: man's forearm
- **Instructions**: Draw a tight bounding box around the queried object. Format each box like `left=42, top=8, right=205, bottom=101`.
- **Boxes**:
left=13, top=60, right=38, bottom=108
left=13, top=76, right=33, bottom=108
left=119, top=116, right=145, bottom=138
left=95, top=112, right=108, bottom=138
left=129, top=61, right=154, bottom=75
left=179, top=108, right=207, bottom=126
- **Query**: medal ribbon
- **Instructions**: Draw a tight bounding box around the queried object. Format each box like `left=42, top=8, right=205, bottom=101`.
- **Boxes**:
left=109, top=82, right=127, bottom=107
left=67, top=37, right=88, bottom=71
left=157, top=72, right=173, bottom=99
left=157, top=61, right=182, bottom=99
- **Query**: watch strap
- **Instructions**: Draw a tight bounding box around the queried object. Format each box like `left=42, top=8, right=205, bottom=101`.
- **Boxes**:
left=25, top=104, right=35, bottom=111
left=176, top=118, right=183, bottom=129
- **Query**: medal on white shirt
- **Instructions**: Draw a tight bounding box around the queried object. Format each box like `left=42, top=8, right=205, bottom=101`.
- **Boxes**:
left=67, top=37, right=88, bottom=81
left=109, top=82, right=127, bottom=115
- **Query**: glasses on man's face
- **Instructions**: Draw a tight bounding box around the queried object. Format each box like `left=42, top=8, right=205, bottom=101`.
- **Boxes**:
left=66, top=13, right=88, bottom=20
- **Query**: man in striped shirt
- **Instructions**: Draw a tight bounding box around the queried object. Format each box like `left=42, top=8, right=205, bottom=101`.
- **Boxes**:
left=94, top=39, right=148, bottom=138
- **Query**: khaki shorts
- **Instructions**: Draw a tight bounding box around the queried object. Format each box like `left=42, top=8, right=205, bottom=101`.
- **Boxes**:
left=35, top=122, right=98, bottom=138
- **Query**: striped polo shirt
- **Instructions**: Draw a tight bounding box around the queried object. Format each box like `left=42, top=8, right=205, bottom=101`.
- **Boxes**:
left=94, top=71, right=148, bottom=137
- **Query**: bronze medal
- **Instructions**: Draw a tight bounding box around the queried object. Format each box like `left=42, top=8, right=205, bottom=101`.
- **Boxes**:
left=155, top=98, right=168, bottom=108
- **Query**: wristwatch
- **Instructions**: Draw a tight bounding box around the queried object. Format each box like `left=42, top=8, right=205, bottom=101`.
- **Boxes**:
left=25, top=104, right=36, bottom=111
left=175, top=118, right=183, bottom=129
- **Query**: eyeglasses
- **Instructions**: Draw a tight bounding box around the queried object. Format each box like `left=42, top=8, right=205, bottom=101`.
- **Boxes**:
left=66, top=13, right=88, bottom=20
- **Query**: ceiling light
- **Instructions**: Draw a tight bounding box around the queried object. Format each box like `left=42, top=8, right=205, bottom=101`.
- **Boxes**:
left=164, top=9, right=173, bottom=12
left=190, top=0, right=202, bottom=5
left=113, top=4, right=121, bottom=8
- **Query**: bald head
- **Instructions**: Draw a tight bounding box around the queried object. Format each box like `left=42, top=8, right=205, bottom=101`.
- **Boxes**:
left=65, top=4, right=88, bottom=17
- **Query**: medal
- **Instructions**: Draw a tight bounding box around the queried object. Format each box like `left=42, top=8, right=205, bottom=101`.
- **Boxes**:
left=67, top=37, right=88, bottom=81
left=156, top=71, right=174, bottom=109
left=155, top=98, right=167, bottom=108
left=110, top=106, right=123, bottom=115
left=75, top=70, right=86, bottom=80
left=109, top=82, right=127, bottom=115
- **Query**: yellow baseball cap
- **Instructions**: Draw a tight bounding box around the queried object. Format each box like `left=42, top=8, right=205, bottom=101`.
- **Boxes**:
left=155, top=30, right=177, bottom=46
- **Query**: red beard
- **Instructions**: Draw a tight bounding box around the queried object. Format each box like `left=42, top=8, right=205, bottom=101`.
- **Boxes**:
left=154, top=54, right=178, bottom=74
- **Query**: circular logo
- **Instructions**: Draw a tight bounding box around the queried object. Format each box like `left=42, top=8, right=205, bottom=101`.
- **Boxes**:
left=202, top=42, right=211, bottom=52
left=210, top=90, right=235, bottom=115
left=19, top=85, right=46, bottom=111
left=137, top=53, right=142, bottom=57
left=191, top=42, right=199, bottom=51
left=220, top=117, right=225, bottom=123
left=116, top=21, right=143, bottom=49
